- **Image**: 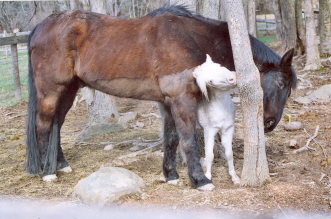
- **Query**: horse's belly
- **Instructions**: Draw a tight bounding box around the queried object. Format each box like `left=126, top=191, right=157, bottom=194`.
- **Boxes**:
left=86, top=77, right=164, bottom=101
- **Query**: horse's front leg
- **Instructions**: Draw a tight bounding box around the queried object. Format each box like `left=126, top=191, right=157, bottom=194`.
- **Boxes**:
left=160, top=103, right=180, bottom=183
left=221, top=126, right=240, bottom=184
left=169, top=97, right=214, bottom=190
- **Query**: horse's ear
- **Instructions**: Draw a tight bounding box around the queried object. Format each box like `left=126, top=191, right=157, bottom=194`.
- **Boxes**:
left=279, top=48, right=294, bottom=70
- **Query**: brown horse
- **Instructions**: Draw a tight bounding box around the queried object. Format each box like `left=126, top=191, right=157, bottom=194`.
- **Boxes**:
left=26, top=5, right=297, bottom=189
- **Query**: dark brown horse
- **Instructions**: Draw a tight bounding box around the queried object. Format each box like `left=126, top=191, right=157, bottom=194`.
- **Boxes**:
left=26, top=5, right=297, bottom=189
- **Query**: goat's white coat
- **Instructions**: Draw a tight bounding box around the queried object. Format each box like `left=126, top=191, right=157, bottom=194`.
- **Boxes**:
left=193, top=55, right=240, bottom=184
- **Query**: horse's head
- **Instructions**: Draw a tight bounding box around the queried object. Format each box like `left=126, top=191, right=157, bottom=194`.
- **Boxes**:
left=193, top=55, right=236, bottom=100
left=260, top=48, right=297, bottom=132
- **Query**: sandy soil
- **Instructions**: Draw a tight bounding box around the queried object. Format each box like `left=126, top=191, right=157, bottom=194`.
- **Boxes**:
left=0, top=51, right=330, bottom=218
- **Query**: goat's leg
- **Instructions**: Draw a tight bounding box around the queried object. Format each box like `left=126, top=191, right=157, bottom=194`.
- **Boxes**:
left=221, top=126, right=240, bottom=184
left=202, top=128, right=219, bottom=180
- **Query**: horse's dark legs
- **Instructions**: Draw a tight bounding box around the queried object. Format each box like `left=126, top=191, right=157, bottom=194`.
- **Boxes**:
left=166, top=97, right=213, bottom=189
left=35, top=94, right=62, bottom=181
left=56, top=82, right=80, bottom=171
left=159, top=103, right=180, bottom=181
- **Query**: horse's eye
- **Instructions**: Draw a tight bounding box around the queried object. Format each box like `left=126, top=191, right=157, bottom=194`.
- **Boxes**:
left=277, top=80, right=284, bottom=89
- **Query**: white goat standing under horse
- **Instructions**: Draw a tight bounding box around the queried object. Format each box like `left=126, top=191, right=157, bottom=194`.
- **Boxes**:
left=193, top=54, right=240, bottom=184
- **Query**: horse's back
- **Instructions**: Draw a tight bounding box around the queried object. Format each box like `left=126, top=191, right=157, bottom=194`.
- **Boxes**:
left=30, top=10, right=206, bottom=81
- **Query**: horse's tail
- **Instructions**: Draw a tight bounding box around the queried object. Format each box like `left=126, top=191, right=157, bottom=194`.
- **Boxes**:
left=25, top=26, right=40, bottom=174
left=26, top=25, right=60, bottom=176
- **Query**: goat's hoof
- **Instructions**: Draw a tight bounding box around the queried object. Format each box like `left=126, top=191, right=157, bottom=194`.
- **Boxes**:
left=197, top=183, right=215, bottom=191
left=233, top=179, right=241, bottom=185
left=42, top=174, right=57, bottom=182
left=58, top=166, right=72, bottom=173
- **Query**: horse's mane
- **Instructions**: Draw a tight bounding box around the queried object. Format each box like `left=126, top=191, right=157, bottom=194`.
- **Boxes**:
left=148, top=4, right=297, bottom=88
left=148, top=4, right=279, bottom=65
left=147, top=4, right=221, bottom=25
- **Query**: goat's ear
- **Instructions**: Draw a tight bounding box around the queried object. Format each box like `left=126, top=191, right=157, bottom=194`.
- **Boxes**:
left=192, top=67, right=199, bottom=78
left=206, top=54, right=212, bottom=63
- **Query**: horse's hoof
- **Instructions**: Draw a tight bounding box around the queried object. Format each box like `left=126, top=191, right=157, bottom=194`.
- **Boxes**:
left=42, top=174, right=57, bottom=182
left=167, top=179, right=180, bottom=185
left=58, top=166, right=72, bottom=173
left=197, top=183, right=215, bottom=191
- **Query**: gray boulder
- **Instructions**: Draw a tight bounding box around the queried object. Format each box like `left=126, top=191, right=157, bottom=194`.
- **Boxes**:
left=294, top=84, right=331, bottom=104
left=75, top=123, right=125, bottom=142
left=74, top=167, right=144, bottom=206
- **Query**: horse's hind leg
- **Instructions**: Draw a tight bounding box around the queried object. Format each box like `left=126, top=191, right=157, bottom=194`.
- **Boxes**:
left=159, top=103, right=180, bottom=183
left=35, top=93, right=63, bottom=181
left=56, top=82, right=80, bottom=173
left=221, top=126, right=240, bottom=184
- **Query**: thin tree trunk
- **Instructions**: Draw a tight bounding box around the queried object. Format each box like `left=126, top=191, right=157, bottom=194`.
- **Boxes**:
left=271, top=0, right=282, bottom=40
left=319, top=0, right=331, bottom=57
left=198, top=0, right=219, bottom=19
left=279, top=0, right=297, bottom=54
left=295, top=0, right=306, bottom=55
left=70, top=0, right=78, bottom=10
left=222, top=0, right=270, bottom=187
left=247, top=0, right=256, bottom=37
left=303, top=0, right=323, bottom=70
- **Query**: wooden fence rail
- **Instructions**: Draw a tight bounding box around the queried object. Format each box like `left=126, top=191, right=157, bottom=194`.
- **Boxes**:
left=0, top=32, right=29, bottom=103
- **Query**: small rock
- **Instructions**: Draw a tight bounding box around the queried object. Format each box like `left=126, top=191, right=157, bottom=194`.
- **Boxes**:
left=284, top=122, right=302, bottom=131
left=119, top=112, right=139, bottom=125
left=136, top=121, right=144, bottom=128
left=129, top=145, right=139, bottom=151
left=232, top=97, right=240, bottom=103
left=289, top=139, right=299, bottom=149
left=104, top=144, right=114, bottom=150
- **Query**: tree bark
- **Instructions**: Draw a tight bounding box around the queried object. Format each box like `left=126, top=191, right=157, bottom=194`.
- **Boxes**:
left=83, top=0, right=119, bottom=125
left=279, top=0, right=297, bottom=54
left=222, top=0, right=270, bottom=187
left=303, top=0, right=323, bottom=70
left=319, top=0, right=331, bottom=57
left=197, top=0, right=220, bottom=19
left=295, top=0, right=306, bottom=55
left=247, top=0, right=257, bottom=37
left=271, top=0, right=282, bottom=40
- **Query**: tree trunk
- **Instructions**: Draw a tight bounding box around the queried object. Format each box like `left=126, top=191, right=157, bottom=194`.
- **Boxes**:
left=70, top=0, right=78, bottom=10
left=247, top=0, right=257, bottom=37
left=222, top=0, right=270, bottom=187
left=271, top=0, right=282, bottom=40
left=198, top=0, right=220, bottom=19
left=319, top=0, right=331, bottom=57
left=83, top=0, right=119, bottom=125
left=279, top=0, right=297, bottom=54
left=295, top=0, right=306, bottom=55
left=303, top=0, right=323, bottom=70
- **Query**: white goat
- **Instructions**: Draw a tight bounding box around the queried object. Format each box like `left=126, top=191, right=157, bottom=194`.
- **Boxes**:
left=193, top=54, right=240, bottom=184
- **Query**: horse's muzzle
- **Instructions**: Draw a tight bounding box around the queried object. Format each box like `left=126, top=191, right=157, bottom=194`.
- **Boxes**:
left=264, top=118, right=276, bottom=133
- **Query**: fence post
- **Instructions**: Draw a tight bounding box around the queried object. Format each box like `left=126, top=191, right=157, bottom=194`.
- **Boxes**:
left=10, top=33, right=22, bottom=103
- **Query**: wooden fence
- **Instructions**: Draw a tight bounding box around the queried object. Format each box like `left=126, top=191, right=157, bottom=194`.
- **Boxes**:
left=0, top=32, right=29, bottom=103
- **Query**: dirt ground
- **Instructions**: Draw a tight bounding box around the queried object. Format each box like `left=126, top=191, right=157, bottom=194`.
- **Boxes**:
left=1, top=49, right=331, bottom=217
